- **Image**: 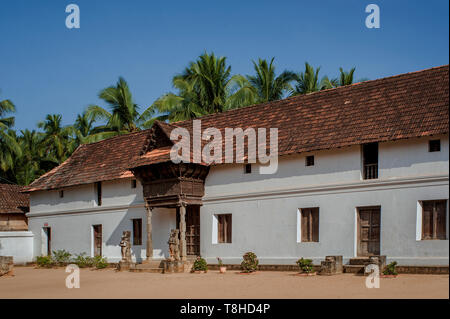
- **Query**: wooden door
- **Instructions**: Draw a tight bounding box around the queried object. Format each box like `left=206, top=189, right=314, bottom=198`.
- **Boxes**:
left=357, top=207, right=380, bottom=256
left=186, top=206, right=200, bottom=256
left=93, top=225, right=102, bottom=256
left=43, top=227, right=51, bottom=256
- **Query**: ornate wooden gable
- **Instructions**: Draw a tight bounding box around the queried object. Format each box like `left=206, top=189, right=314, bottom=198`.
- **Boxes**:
left=131, top=122, right=209, bottom=208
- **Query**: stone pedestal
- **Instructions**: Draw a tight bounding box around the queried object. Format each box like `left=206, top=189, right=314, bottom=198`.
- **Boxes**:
left=319, top=255, right=343, bottom=275
left=368, top=255, right=386, bottom=271
left=117, top=260, right=135, bottom=271
left=0, top=256, right=14, bottom=276
left=162, top=260, right=185, bottom=273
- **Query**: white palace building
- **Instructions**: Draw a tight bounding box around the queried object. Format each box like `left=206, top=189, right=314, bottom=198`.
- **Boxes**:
left=18, top=65, right=449, bottom=267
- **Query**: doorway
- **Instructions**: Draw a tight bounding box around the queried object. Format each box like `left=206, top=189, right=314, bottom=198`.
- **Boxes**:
left=42, top=227, right=51, bottom=256
left=93, top=224, right=102, bottom=256
left=177, top=206, right=200, bottom=256
left=357, top=207, right=381, bottom=256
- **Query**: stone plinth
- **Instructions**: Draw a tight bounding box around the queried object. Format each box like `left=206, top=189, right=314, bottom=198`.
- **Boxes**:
left=162, top=260, right=185, bottom=273
left=368, top=255, right=386, bottom=271
left=319, top=256, right=343, bottom=276
left=117, top=260, right=135, bottom=271
left=0, top=256, right=14, bottom=276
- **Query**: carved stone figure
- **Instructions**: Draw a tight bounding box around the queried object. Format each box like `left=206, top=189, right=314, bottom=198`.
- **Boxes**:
left=120, top=231, right=132, bottom=263
left=168, top=229, right=180, bottom=261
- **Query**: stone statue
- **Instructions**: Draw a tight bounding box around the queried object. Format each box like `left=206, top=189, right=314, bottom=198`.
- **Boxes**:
left=120, top=231, right=132, bottom=263
left=168, top=229, right=180, bottom=261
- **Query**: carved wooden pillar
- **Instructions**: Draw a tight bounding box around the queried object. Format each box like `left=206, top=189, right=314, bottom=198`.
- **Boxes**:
left=145, top=205, right=153, bottom=260
left=179, top=204, right=187, bottom=261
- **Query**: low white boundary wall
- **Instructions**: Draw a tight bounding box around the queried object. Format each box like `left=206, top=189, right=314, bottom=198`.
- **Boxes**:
left=0, top=231, right=34, bottom=264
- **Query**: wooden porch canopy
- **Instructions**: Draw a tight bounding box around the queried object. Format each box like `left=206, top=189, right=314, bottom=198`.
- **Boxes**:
left=131, top=161, right=209, bottom=262
left=131, top=162, right=209, bottom=208
left=129, top=122, right=210, bottom=261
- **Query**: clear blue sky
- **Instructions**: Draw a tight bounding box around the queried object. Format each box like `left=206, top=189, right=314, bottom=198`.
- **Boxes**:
left=0, top=0, right=448, bottom=131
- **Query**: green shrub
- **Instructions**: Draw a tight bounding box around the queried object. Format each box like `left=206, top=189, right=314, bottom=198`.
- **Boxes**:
left=192, top=256, right=208, bottom=272
left=383, top=261, right=398, bottom=276
left=73, top=253, right=94, bottom=268
left=93, top=256, right=108, bottom=269
left=240, top=252, right=259, bottom=273
left=296, top=258, right=314, bottom=273
left=52, top=249, right=72, bottom=266
left=36, top=255, right=55, bottom=268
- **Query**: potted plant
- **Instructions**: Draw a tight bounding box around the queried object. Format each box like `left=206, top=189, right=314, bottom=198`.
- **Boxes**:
left=296, top=258, right=316, bottom=276
left=192, top=256, right=208, bottom=273
left=240, top=252, right=259, bottom=274
left=217, top=257, right=226, bottom=274
left=381, top=261, right=398, bottom=278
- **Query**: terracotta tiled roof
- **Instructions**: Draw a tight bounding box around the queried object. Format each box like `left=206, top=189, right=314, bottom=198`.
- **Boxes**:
left=0, top=184, right=29, bottom=214
left=26, top=65, right=449, bottom=192
left=25, top=130, right=153, bottom=192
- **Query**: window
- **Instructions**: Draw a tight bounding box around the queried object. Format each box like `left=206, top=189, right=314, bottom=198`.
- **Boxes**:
left=300, top=208, right=319, bottom=242
left=59, top=190, right=64, bottom=198
left=422, top=200, right=447, bottom=240
left=244, top=163, right=252, bottom=174
left=95, top=182, right=102, bottom=206
left=92, top=225, right=102, bottom=256
left=132, top=219, right=142, bottom=245
left=131, top=179, right=137, bottom=188
left=362, top=142, right=378, bottom=180
left=306, top=155, right=315, bottom=166
left=429, top=139, right=441, bottom=152
left=42, top=227, right=51, bottom=256
left=217, top=214, right=232, bottom=243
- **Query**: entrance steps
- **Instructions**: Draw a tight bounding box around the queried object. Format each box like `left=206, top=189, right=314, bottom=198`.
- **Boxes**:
left=348, top=257, right=371, bottom=265
left=344, top=256, right=387, bottom=274
left=130, top=260, right=164, bottom=274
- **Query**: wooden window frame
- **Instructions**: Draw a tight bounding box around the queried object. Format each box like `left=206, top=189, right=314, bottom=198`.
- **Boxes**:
left=132, top=218, right=142, bottom=245
left=305, top=155, right=315, bottom=167
left=362, top=142, right=379, bottom=180
left=421, top=200, right=447, bottom=240
left=300, top=208, right=319, bottom=242
left=428, top=139, right=441, bottom=152
left=95, top=182, right=102, bottom=206
left=92, top=224, right=102, bottom=257
left=217, top=214, right=232, bottom=243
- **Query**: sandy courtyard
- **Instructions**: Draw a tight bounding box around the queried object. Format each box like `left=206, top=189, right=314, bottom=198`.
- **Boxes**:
left=0, top=267, right=448, bottom=299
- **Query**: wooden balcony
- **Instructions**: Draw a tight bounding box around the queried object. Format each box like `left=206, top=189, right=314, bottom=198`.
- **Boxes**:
left=363, top=163, right=378, bottom=180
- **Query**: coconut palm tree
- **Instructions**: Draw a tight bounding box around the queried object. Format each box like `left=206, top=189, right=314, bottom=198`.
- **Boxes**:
left=243, top=58, right=297, bottom=103
left=152, top=52, right=257, bottom=121
left=152, top=77, right=206, bottom=122
left=338, top=67, right=356, bottom=86
left=177, top=52, right=232, bottom=114
left=87, top=77, right=156, bottom=136
left=291, top=62, right=329, bottom=95
left=14, top=129, right=46, bottom=185
left=0, top=92, right=22, bottom=180
left=0, top=129, right=19, bottom=179
left=38, top=114, right=76, bottom=164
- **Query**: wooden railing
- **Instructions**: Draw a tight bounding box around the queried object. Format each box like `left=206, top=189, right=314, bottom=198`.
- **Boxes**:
left=364, top=163, right=378, bottom=180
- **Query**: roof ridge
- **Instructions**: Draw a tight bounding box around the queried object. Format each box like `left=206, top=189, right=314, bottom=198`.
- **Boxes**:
left=80, top=129, right=152, bottom=147
left=171, top=64, right=449, bottom=126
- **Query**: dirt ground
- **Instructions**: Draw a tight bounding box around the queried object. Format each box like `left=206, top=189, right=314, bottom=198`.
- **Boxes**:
left=0, top=267, right=448, bottom=299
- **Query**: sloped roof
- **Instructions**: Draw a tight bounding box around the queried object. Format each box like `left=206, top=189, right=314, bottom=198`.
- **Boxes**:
left=0, top=184, right=29, bottom=213
left=26, top=65, right=449, bottom=192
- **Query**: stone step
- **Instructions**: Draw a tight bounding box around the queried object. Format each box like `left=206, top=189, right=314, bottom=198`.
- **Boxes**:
left=129, top=267, right=164, bottom=274
left=136, top=260, right=164, bottom=269
left=343, top=265, right=365, bottom=274
left=349, top=257, right=371, bottom=265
